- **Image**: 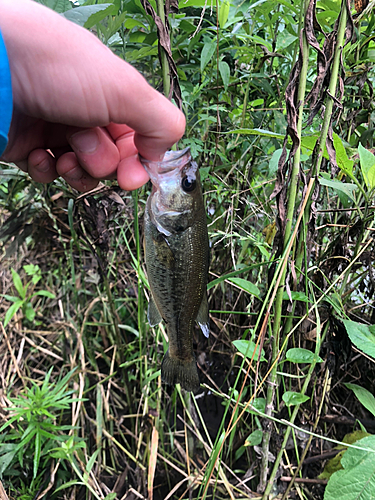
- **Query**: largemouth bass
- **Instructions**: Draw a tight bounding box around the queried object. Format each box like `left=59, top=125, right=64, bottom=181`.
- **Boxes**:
left=142, top=148, right=209, bottom=392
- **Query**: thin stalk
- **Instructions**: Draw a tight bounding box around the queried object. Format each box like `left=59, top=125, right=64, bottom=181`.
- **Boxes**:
left=259, top=0, right=310, bottom=490
left=311, top=2, right=348, bottom=179
left=263, top=319, right=328, bottom=499
left=156, top=0, right=171, bottom=98
left=281, top=367, right=330, bottom=500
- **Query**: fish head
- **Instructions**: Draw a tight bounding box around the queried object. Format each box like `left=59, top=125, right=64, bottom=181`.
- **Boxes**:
left=141, top=148, right=203, bottom=236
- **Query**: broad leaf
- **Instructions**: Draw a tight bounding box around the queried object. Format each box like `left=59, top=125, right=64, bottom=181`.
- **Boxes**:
left=319, top=177, right=357, bottom=202
left=62, top=4, right=113, bottom=27
left=245, top=429, right=263, bottom=446
left=286, top=348, right=323, bottom=364
left=358, top=143, right=375, bottom=190
left=324, top=435, right=375, bottom=500
left=36, top=0, right=72, bottom=12
left=333, top=134, right=354, bottom=176
left=233, top=339, right=266, bottom=362
left=282, top=391, right=309, bottom=407
left=282, top=291, right=310, bottom=303
left=218, top=0, right=231, bottom=29
left=345, top=383, right=375, bottom=418
left=343, top=319, right=375, bottom=359
left=219, top=61, right=230, bottom=89
left=201, top=41, right=216, bottom=72
left=24, top=303, right=36, bottom=322
left=228, top=277, right=260, bottom=297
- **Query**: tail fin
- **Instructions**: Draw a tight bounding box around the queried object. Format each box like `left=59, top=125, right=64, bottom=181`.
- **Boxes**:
left=161, top=351, right=200, bottom=392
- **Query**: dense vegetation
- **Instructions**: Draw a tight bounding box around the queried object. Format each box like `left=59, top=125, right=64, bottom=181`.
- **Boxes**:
left=1, top=0, right=375, bottom=498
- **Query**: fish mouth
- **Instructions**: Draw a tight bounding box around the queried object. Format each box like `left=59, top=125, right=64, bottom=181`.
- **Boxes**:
left=140, top=147, right=191, bottom=174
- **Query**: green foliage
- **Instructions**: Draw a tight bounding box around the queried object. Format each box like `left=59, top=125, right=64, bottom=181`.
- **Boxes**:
left=2, top=0, right=375, bottom=496
left=0, top=368, right=82, bottom=479
left=233, top=339, right=266, bottom=362
left=282, top=391, right=310, bottom=407
left=324, top=436, right=375, bottom=500
left=2, top=265, right=55, bottom=327
left=345, top=383, right=375, bottom=418
left=286, top=347, right=323, bottom=364
left=343, top=320, right=375, bottom=359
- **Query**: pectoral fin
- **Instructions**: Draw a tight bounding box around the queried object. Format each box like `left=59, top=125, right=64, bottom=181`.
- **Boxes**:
left=196, top=293, right=210, bottom=338
left=147, top=296, right=162, bottom=327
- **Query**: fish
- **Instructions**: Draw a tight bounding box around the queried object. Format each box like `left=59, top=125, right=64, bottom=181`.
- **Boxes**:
left=141, top=147, right=209, bottom=392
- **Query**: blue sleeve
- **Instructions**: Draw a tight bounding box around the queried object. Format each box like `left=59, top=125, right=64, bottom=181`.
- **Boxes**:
left=0, top=29, right=12, bottom=157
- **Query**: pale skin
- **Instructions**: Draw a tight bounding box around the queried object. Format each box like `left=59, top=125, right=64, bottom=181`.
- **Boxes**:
left=0, top=0, right=186, bottom=192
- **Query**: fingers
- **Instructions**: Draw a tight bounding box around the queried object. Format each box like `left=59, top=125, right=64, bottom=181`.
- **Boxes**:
left=67, top=127, right=120, bottom=179
left=26, top=149, right=58, bottom=183
left=56, top=152, right=99, bottom=192
left=117, top=155, right=150, bottom=190
left=102, top=63, right=186, bottom=160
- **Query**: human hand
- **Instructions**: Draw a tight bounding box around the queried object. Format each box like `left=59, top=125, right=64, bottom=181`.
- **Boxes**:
left=0, top=0, right=185, bottom=192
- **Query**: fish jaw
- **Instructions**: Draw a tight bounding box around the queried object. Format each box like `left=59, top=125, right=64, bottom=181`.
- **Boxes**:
left=141, top=148, right=200, bottom=236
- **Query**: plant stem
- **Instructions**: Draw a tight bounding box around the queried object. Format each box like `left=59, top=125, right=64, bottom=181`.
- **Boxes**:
left=156, top=0, right=171, bottom=98
left=259, top=0, right=310, bottom=491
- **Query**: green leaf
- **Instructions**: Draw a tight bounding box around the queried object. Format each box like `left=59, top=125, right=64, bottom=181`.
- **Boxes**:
left=33, top=431, right=41, bottom=478
left=84, top=4, right=118, bottom=29
left=218, top=0, right=231, bottom=29
left=230, top=128, right=284, bottom=139
left=249, top=397, right=266, bottom=414
left=358, top=143, right=375, bottom=190
left=282, top=291, right=310, bottom=303
left=34, top=290, right=56, bottom=299
left=124, top=18, right=146, bottom=30
left=35, top=0, right=72, bottom=12
left=179, top=0, right=209, bottom=7
left=3, top=300, right=23, bottom=327
left=282, top=391, right=310, bottom=407
left=269, top=149, right=283, bottom=176
left=11, top=268, right=25, bottom=299
left=24, top=303, right=36, bottom=322
left=245, top=429, right=263, bottom=446
left=54, top=480, right=85, bottom=493
left=344, top=383, right=375, bottom=418
left=228, top=277, right=260, bottom=297
left=324, top=435, right=375, bottom=500
left=275, top=31, right=298, bottom=51
left=319, top=176, right=358, bottom=202
left=104, top=495, right=117, bottom=500
left=333, top=134, right=354, bottom=175
left=201, top=41, right=216, bottom=72
left=0, top=450, right=17, bottom=476
left=233, top=339, right=266, bottom=362
left=286, top=348, right=323, bottom=364
left=62, top=4, right=113, bottom=27
left=343, top=319, right=375, bottom=359
left=219, top=60, right=230, bottom=90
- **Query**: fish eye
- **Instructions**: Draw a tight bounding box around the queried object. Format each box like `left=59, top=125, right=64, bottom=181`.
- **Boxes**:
left=181, top=175, right=197, bottom=192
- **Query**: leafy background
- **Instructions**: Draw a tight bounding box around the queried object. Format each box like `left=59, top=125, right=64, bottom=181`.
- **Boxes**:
left=1, top=0, right=375, bottom=498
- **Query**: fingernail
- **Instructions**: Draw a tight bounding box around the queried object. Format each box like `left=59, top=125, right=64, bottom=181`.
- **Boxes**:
left=70, top=130, right=99, bottom=154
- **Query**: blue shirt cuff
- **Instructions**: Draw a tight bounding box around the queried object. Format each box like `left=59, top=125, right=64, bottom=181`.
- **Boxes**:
left=0, top=29, right=13, bottom=157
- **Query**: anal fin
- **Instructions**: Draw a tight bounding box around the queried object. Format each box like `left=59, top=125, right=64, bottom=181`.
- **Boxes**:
left=196, top=293, right=210, bottom=338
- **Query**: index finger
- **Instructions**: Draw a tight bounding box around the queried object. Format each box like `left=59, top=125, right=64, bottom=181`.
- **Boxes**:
left=101, top=60, right=186, bottom=160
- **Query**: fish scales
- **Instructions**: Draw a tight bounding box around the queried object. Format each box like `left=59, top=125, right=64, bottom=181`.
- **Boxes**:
left=142, top=148, right=209, bottom=392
